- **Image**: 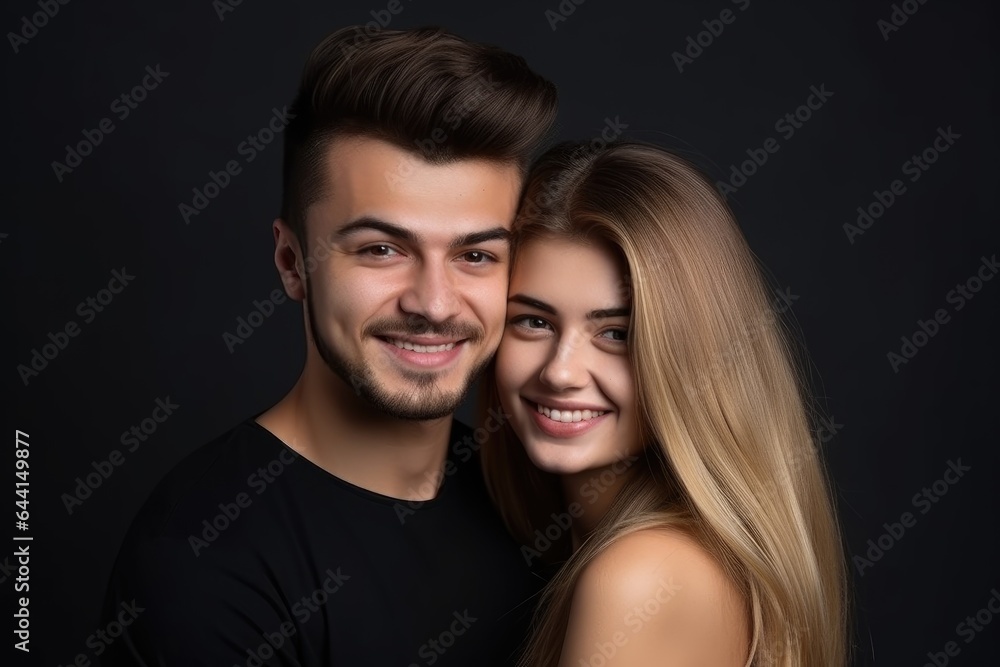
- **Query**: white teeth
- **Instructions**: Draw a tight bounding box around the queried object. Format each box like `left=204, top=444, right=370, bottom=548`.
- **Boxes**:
left=535, top=402, right=605, bottom=422
left=390, top=339, right=456, bottom=353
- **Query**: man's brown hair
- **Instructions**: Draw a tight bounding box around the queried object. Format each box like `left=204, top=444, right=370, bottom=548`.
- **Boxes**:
left=281, top=25, right=559, bottom=243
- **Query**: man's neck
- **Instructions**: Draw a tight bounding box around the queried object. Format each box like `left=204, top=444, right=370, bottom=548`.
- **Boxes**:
left=255, top=363, right=455, bottom=502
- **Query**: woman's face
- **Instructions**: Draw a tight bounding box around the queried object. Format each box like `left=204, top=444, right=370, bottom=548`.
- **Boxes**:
left=496, top=236, right=642, bottom=475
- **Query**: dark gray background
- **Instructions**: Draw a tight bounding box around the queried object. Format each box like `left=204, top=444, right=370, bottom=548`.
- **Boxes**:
left=4, top=0, right=998, bottom=665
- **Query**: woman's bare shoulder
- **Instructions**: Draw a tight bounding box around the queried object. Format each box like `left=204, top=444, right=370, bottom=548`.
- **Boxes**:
left=558, top=527, right=749, bottom=667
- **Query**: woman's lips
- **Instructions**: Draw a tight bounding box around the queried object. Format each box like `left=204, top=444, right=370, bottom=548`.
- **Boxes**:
left=524, top=397, right=611, bottom=439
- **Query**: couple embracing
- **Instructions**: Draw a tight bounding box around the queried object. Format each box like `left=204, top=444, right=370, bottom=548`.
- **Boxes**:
left=102, top=24, right=848, bottom=667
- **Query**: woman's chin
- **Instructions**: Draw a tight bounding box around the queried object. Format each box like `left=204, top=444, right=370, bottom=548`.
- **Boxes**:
left=521, top=440, right=591, bottom=476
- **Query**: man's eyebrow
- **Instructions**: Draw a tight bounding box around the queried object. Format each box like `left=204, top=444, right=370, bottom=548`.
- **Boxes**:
left=333, top=217, right=418, bottom=243
left=508, top=294, right=630, bottom=320
left=449, top=227, right=511, bottom=248
left=333, top=217, right=510, bottom=248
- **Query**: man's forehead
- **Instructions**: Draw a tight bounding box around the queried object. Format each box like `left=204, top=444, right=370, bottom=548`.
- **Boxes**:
left=311, top=137, right=521, bottom=236
left=323, top=135, right=521, bottom=192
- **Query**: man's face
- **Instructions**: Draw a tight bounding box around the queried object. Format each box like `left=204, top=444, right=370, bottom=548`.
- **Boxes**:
left=300, top=135, right=521, bottom=421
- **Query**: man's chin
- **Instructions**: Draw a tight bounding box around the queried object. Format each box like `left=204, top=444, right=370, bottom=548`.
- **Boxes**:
left=360, top=353, right=494, bottom=420
left=358, top=382, right=467, bottom=421
left=313, top=330, right=491, bottom=420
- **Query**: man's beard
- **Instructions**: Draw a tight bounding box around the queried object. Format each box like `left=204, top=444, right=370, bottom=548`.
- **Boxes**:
left=306, top=283, right=491, bottom=420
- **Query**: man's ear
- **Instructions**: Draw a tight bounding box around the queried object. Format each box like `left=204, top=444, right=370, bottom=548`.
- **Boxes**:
left=273, top=218, right=306, bottom=302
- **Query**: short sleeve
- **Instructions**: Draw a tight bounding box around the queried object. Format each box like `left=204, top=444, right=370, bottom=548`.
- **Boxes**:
left=98, top=533, right=304, bottom=667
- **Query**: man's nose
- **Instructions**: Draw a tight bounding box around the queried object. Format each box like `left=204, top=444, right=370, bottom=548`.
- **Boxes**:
left=398, top=261, right=462, bottom=323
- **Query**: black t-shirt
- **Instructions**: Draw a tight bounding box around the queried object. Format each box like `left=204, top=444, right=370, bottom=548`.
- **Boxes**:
left=98, top=417, right=544, bottom=666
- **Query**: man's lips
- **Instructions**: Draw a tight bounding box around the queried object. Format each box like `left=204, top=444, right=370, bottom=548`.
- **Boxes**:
left=378, top=335, right=462, bottom=352
left=376, top=335, right=467, bottom=368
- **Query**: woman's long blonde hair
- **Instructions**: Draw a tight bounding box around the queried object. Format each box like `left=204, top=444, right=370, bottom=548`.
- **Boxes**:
left=481, top=141, right=850, bottom=666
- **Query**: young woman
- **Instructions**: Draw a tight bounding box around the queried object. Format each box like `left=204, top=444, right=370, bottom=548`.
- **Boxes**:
left=482, top=141, right=850, bottom=666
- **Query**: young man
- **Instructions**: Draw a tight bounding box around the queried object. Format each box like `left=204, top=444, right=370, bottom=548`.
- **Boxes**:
left=100, top=26, right=557, bottom=666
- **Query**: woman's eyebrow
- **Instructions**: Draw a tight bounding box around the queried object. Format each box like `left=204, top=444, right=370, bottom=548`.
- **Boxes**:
left=508, top=293, right=556, bottom=314
left=508, top=294, right=630, bottom=319
left=587, top=307, right=630, bottom=320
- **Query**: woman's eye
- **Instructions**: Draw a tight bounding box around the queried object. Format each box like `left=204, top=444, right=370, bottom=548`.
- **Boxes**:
left=512, top=315, right=551, bottom=331
left=599, top=328, right=628, bottom=342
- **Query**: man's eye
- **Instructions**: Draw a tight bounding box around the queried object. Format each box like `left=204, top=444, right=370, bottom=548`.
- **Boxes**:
left=363, top=245, right=398, bottom=258
left=461, top=250, right=494, bottom=264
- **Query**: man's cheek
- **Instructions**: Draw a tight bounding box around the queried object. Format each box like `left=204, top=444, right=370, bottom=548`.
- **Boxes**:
left=458, top=289, right=497, bottom=336
left=484, top=303, right=508, bottom=345
left=484, top=280, right=511, bottom=325
left=321, top=299, right=361, bottom=351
